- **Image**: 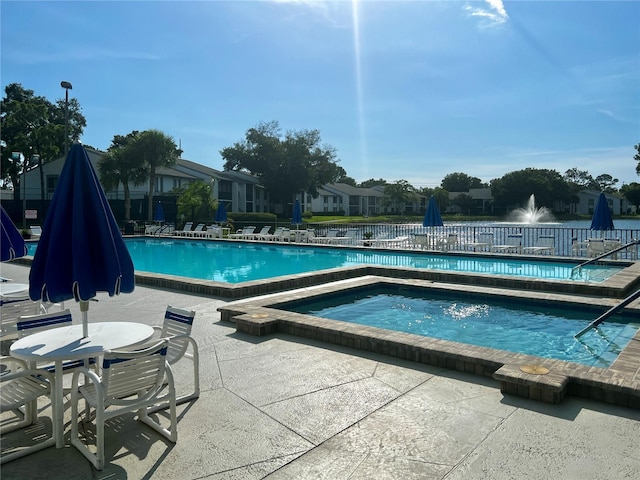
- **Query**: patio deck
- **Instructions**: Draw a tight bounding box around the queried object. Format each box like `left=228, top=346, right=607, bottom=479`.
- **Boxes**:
left=1, top=262, right=639, bottom=479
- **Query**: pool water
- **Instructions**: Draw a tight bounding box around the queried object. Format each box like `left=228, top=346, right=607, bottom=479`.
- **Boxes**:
left=36, top=238, right=619, bottom=284
left=285, top=287, right=639, bottom=367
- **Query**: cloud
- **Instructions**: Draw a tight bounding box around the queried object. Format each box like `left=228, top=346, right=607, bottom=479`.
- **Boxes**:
left=466, top=0, right=509, bottom=27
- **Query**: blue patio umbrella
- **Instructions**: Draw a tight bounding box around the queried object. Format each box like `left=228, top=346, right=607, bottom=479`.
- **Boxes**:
left=590, top=192, right=614, bottom=232
left=29, top=143, right=135, bottom=337
left=215, top=202, right=227, bottom=223
left=423, top=196, right=443, bottom=228
left=292, top=199, right=302, bottom=228
left=1, top=205, right=27, bottom=262
left=153, top=201, right=165, bottom=223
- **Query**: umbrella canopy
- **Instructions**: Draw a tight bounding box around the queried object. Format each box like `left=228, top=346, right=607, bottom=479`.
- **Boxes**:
left=292, top=199, right=303, bottom=227
left=215, top=202, right=227, bottom=223
left=423, top=196, right=443, bottom=227
left=153, top=201, right=165, bottom=223
left=29, top=144, right=135, bottom=337
left=590, top=192, right=614, bottom=232
left=1, top=205, right=27, bottom=262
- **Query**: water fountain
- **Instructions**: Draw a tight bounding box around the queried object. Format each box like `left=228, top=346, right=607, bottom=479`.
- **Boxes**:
left=506, top=194, right=555, bottom=223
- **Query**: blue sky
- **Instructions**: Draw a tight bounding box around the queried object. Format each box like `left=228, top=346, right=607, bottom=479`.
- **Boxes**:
left=2, top=1, right=639, bottom=188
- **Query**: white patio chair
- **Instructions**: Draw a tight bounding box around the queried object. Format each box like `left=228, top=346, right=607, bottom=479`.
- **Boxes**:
left=1, top=298, right=46, bottom=344
left=246, top=226, right=272, bottom=240
left=184, top=223, right=206, bottom=237
left=262, top=226, right=284, bottom=241
left=1, top=356, right=57, bottom=464
left=70, top=339, right=177, bottom=470
left=411, top=233, right=429, bottom=250
left=228, top=226, right=255, bottom=239
left=435, top=233, right=458, bottom=251
left=587, top=238, right=605, bottom=257
left=150, top=306, right=199, bottom=407
left=312, top=228, right=340, bottom=244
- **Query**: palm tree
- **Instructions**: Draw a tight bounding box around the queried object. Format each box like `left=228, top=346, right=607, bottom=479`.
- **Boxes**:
left=98, top=132, right=146, bottom=221
left=131, top=130, right=181, bottom=222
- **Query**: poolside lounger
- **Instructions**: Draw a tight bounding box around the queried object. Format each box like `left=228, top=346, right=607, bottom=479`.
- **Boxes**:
left=463, top=232, right=494, bottom=252
left=228, top=226, right=255, bottom=239
left=491, top=234, right=522, bottom=253
left=523, top=235, right=555, bottom=255
left=244, top=226, right=272, bottom=240
left=310, top=228, right=340, bottom=244
left=29, top=226, right=42, bottom=240
left=329, top=229, right=359, bottom=245
left=184, top=223, right=206, bottom=237
left=204, top=225, right=223, bottom=239
left=175, top=222, right=193, bottom=236
left=144, top=224, right=161, bottom=235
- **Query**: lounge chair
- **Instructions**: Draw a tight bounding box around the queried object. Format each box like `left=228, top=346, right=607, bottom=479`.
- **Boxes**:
left=175, top=222, right=193, bottom=236
left=587, top=238, right=605, bottom=257
left=204, top=225, right=222, bottom=239
left=184, top=223, right=206, bottom=237
left=411, top=233, right=429, bottom=250
left=144, top=224, right=161, bottom=235
left=311, top=228, right=340, bottom=244
left=331, top=228, right=359, bottom=245
left=369, top=234, right=409, bottom=248
left=244, top=226, right=272, bottom=240
left=262, top=226, right=285, bottom=241
left=435, top=233, right=458, bottom=251
left=523, top=235, right=555, bottom=255
left=463, top=232, right=494, bottom=252
left=156, top=223, right=175, bottom=236
left=491, top=234, right=522, bottom=253
left=228, top=226, right=255, bottom=240
left=29, top=226, right=42, bottom=239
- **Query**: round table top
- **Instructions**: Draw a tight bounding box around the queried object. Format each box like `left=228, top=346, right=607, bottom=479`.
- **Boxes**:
left=10, top=321, right=154, bottom=362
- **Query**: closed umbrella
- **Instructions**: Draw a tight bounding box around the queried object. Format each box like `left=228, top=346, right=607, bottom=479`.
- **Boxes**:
left=1, top=206, right=27, bottom=262
left=292, top=199, right=302, bottom=228
left=590, top=192, right=614, bottom=233
left=215, top=202, right=227, bottom=224
left=423, top=196, right=443, bottom=228
left=153, top=201, right=165, bottom=223
left=29, top=143, right=135, bottom=338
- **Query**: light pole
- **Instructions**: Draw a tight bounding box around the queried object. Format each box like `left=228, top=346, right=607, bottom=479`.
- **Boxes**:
left=60, top=81, right=73, bottom=156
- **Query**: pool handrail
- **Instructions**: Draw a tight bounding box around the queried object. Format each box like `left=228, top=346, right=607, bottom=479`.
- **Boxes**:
left=570, top=239, right=639, bottom=278
left=574, top=287, right=640, bottom=338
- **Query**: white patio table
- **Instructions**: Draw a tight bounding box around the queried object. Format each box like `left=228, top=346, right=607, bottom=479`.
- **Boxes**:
left=10, top=321, right=154, bottom=448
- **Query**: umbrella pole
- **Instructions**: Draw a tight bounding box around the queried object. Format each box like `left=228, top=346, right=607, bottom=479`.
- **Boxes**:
left=80, top=300, right=90, bottom=338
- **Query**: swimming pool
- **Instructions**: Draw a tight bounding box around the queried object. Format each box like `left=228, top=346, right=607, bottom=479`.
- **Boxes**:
left=105, top=238, right=622, bottom=283
left=282, top=285, right=639, bottom=367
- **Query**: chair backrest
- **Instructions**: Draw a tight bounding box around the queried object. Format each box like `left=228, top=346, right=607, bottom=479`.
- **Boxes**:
left=478, top=232, right=494, bottom=244
left=101, top=339, right=169, bottom=405
left=506, top=234, right=522, bottom=246
left=30, top=226, right=42, bottom=236
left=192, top=224, right=205, bottom=232
left=243, top=226, right=256, bottom=235
left=272, top=227, right=284, bottom=236
left=536, top=235, right=555, bottom=247
left=161, top=306, right=196, bottom=363
left=17, top=309, right=73, bottom=339
left=258, top=226, right=271, bottom=235
left=181, top=222, right=193, bottom=232
left=1, top=299, right=46, bottom=340
left=326, top=229, right=339, bottom=238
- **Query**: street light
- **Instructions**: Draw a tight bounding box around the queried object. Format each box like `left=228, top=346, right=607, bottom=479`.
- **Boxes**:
left=60, top=81, right=73, bottom=156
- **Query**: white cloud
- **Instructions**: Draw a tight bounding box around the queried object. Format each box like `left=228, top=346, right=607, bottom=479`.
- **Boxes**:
left=466, top=0, right=509, bottom=27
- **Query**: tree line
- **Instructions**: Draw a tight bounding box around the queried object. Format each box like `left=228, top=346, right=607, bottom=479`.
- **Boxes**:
left=2, top=83, right=639, bottom=221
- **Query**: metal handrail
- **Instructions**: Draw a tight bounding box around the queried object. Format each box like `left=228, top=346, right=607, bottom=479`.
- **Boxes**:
left=570, top=240, right=638, bottom=277
left=574, top=288, right=640, bottom=338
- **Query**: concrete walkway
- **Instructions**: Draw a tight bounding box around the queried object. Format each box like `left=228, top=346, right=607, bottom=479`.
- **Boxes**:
left=1, top=262, right=639, bottom=480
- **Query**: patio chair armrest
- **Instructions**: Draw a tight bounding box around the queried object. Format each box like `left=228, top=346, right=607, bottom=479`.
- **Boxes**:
left=0, top=356, right=29, bottom=374
left=71, top=366, right=102, bottom=391
left=1, top=366, right=55, bottom=384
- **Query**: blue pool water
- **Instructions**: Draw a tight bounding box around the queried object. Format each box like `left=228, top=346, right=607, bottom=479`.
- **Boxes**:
left=284, top=287, right=639, bottom=367
left=28, top=238, right=621, bottom=284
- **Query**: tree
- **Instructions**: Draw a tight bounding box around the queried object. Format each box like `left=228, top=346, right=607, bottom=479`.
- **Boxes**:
left=620, top=182, right=640, bottom=211
left=441, top=172, right=484, bottom=192
left=221, top=121, right=344, bottom=208
left=1, top=83, right=86, bottom=199
left=594, top=173, right=618, bottom=193
left=563, top=168, right=597, bottom=190
left=380, top=180, right=416, bottom=213
left=176, top=180, right=215, bottom=224
left=337, top=175, right=357, bottom=186
left=452, top=193, right=475, bottom=215
left=634, top=143, right=640, bottom=176
left=359, top=178, right=387, bottom=188
left=128, top=129, right=181, bottom=222
left=98, top=132, right=147, bottom=221
left=490, top=168, right=571, bottom=210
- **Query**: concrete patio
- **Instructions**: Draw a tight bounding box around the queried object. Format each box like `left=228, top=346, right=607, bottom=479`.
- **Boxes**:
left=1, top=262, right=639, bottom=479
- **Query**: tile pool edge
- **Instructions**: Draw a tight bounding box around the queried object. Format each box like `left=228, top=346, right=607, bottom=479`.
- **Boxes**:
left=218, top=276, right=640, bottom=408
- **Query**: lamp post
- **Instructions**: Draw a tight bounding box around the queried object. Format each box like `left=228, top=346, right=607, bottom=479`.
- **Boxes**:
left=60, top=81, right=73, bottom=156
